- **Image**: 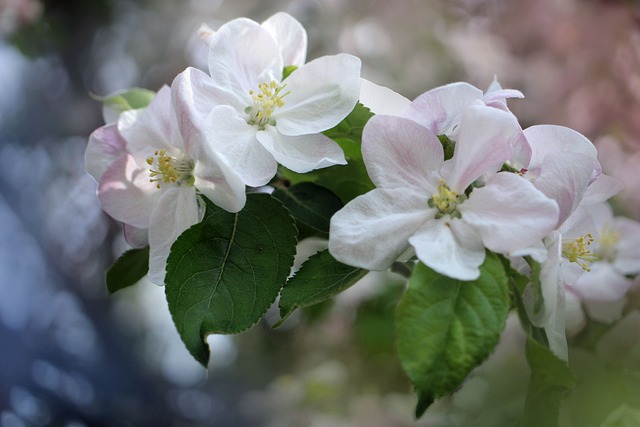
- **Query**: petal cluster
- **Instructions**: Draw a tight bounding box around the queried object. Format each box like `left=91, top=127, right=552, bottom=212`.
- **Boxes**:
left=329, top=84, right=560, bottom=281
left=86, top=12, right=361, bottom=284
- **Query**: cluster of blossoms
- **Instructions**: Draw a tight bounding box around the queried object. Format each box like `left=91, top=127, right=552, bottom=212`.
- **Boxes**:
left=328, top=80, right=640, bottom=359
left=86, top=13, right=361, bottom=285
left=86, top=12, right=640, bottom=410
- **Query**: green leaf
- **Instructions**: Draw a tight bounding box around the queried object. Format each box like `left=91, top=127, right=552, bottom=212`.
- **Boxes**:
left=165, top=194, right=297, bottom=366
left=92, top=87, right=156, bottom=113
left=396, top=253, right=510, bottom=417
left=322, top=102, right=375, bottom=150
left=106, top=246, right=149, bottom=294
left=517, top=337, right=576, bottom=427
left=278, top=102, right=376, bottom=204
left=276, top=249, right=368, bottom=327
left=282, top=65, right=298, bottom=80
left=272, top=182, right=343, bottom=233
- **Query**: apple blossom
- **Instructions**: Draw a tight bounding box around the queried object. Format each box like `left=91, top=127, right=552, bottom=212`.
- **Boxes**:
left=91, top=85, right=246, bottom=285
left=329, top=104, right=559, bottom=281
left=174, top=14, right=361, bottom=187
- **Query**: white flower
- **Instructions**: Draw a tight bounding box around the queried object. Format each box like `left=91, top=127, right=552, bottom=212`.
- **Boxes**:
left=90, top=85, right=246, bottom=285
left=174, top=14, right=361, bottom=187
left=329, top=105, right=559, bottom=281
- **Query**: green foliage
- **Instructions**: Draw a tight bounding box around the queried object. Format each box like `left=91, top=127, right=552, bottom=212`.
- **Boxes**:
left=518, top=337, right=576, bottom=427
left=279, top=102, right=376, bottom=204
left=106, top=246, right=149, bottom=294
left=395, top=253, right=510, bottom=417
left=272, top=182, right=343, bottom=234
left=437, top=134, right=455, bottom=161
left=93, top=88, right=156, bottom=113
left=165, top=194, right=297, bottom=366
left=277, top=249, right=367, bottom=327
left=282, top=65, right=298, bottom=80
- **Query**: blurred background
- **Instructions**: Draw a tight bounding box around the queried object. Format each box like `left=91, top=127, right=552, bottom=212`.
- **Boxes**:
left=1, top=0, right=640, bottom=426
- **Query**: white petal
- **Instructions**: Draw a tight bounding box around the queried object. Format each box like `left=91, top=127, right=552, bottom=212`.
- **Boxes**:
left=98, top=154, right=160, bottom=228
left=275, top=54, right=361, bottom=135
left=402, top=82, right=483, bottom=135
left=534, top=152, right=595, bottom=226
left=524, top=125, right=597, bottom=170
left=257, top=127, right=345, bottom=173
left=613, top=217, right=640, bottom=275
left=443, top=105, right=520, bottom=192
left=582, top=173, right=623, bottom=204
left=124, top=224, right=149, bottom=248
left=362, top=115, right=442, bottom=191
left=192, top=145, right=246, bottom=213
left=207, top=18, right=282, bottom=100
left=570, top=262, right=632, bottom=301
left=171, top=67, right=243, bottom=151
left=120, top=86, right=182, bottom=164
left=329, top=188, right=432, bottom=270
left=204, top=105, right=277, bottom=187
left=261, top=12, right=307, bottom=66
left=584, top=298, right=627, bottom=325
left=358, top=78, right=410, bottom=116
left=409, top=218, right=486, bottom=281
left=147, top=186, right=202, bottom=285
left=460, top=172, right=559, bottom=255
left=85, top=123, right=127, bottom=182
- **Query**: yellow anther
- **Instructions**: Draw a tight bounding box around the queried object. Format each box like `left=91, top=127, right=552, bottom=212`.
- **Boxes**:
left=247, top=80, right=290, bottom=127
left=429, top=179, right=463, bottom=218
left=146, top=149, right=179, bottom=189
left=562, top=233, right=598, bottom=271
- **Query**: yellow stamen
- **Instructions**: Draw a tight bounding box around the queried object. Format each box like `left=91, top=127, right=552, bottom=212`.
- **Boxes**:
left=146, top=149, right=194, bottom=189
left=562, top=233, right=598, bottom=271
left=429, top=180, right=463, bottom=218
left=247, top=80, right=290, bottom=127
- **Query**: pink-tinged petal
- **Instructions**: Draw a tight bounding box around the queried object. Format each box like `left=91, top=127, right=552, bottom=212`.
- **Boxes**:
left=402, top=82, right=483, bottom=135
left=197, top=23, right=215, bottom=46
left=256, top=128, right=345, bottom=173
left=534, top=152, right=595, bottom=226
left=409, top=218, right=486, bottom=281
left=171, top=67, right=243, bottom=152
left=124, top=224, right=148, bottom=248
left=120, top=86, right=182, bottom=164
left=192, top=145, right=246, bottom=213
left=524, top=230, right=568, bottom=360
left=460, top=172, right=559, bottom=255
left=275, top=54, right=361, bottom=136
left=443, top=105, right=520, bottom=192
left=147, top=186, right=202, bottom=285
left=204, top=105, right=277, bottom=187
left=361, top=115, right=442, bottom=192
left=329, top=188, right=432, bottom=270
left=483, top=89, right=524, bottom=111
left=569, top=262, right=632, bottom=301
left=582, top=173, right=623, bottom=204
left=613, top=217, right=640, bottom=275
left=207, top=18, right=282, bottom=101
left=98, top=154, right=160, bottom=228
left=85, top=123, right=127, bottom=182
left=261, top=12, right=307, bottom=67
left=524, top=125, right=597, bottom=170
left=358, top=78, right=410, bottom=116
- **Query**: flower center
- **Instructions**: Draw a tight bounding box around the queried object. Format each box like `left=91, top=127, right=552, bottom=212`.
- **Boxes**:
left=246, top=80, right=290, bottom=128
left=562, top=233, right=598, bottom=271
left=596, top=224, right=619, bottom=262
left=428, top=180, right=464, bottom=219
left=146, top=149, right=194, bottom=189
